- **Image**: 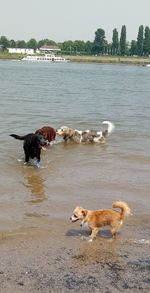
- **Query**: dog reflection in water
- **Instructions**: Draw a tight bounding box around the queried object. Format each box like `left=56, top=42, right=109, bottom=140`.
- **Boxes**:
left=23, top=169, right=47, bottom=203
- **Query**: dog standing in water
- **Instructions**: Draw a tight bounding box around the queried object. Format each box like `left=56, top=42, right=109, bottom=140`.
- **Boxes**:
left=10, top=133, right=47, bottom=167
left=57, top=121, right=115, bottom=143
left=70, top=201, right=131, bottom=241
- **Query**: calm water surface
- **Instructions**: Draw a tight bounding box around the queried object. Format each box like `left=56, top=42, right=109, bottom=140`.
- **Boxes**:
left=0, top=60, right=150, bottom=233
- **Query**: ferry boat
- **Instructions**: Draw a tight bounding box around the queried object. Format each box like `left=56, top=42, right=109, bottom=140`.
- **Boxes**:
left=22, top=54, right=68, bottom=63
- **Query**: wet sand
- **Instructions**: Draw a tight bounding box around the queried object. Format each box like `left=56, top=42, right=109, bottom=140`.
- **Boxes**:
left=0, top=214, right=149, bottom=293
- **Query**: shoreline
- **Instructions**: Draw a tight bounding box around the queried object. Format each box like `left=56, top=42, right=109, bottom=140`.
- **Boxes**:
left=65, top=55, right=150, bottom=66
left=0, top=53, right=150, bottom=65
left=0, top=218, right=150, bottom=293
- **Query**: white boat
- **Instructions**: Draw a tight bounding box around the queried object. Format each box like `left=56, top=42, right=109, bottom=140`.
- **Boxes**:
left=143, top=64, right=150, bottom=67
left=22, top=54, right=68, bottom=63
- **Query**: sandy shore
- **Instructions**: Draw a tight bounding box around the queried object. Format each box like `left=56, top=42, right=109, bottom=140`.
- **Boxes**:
left=0, top=214, right=150, bottom=293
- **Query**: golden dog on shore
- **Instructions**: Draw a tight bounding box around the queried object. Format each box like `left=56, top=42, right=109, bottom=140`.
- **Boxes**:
left=70, top=201, right=131, bottom=241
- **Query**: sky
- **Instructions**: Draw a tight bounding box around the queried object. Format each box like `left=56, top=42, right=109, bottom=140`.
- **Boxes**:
left=0, top=0, right=150, bottom=43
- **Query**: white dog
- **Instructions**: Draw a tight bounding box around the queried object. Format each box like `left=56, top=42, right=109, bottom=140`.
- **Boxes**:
left=57, top=121, right=115, bottom=143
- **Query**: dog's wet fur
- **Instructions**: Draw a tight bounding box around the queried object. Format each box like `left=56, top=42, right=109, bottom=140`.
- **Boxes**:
left=10, top=133, right=47, bottom=164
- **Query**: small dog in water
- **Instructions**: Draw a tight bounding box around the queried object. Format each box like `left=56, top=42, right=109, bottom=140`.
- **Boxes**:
left=56, top=121, right=115, bottom=143
left=70, top=201, right=131, bottom=241
left=10, top=133, right=47, bottom=167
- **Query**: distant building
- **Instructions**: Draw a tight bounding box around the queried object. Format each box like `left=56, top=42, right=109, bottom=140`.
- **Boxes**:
left=38, top=45, right=61, bottom=54
left=7, top=46, right=61, bottom=55
left=8, top=48, right=34, bottom=54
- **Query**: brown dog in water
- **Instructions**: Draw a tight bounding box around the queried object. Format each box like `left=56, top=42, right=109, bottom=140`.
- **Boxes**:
left=70, top=201, right=131, bottom=241
left=35, top=126, right=56, bottom=144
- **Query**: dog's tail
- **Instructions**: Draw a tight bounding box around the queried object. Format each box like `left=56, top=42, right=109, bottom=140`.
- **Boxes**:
left=10, top=134, right=25, bottom=140
left=112, top=201, right=131, bottom=219
left=102, top=121, right=115, bottom=136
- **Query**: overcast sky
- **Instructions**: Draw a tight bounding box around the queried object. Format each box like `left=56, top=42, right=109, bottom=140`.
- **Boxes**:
left=0, top=0, right=149, bottom=43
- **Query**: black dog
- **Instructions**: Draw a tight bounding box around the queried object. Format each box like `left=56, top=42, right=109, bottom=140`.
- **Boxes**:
left=10, top=133, right=47, bottom=166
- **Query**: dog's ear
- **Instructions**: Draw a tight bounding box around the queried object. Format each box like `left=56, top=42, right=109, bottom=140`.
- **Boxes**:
left=81, top=209, right=87, bottom=217
left=63, top=134, right=69, bottom=141
left=35, top=129, right=42, bottom=135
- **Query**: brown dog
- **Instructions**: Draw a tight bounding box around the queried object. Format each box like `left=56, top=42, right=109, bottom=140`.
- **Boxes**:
left=35, top=126, right=56, bottom=144
left=70, top=201, right=131, bottom=241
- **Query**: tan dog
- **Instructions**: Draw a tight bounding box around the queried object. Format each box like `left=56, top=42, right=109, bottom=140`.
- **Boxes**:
left=70, top=201, right=131, bottom=241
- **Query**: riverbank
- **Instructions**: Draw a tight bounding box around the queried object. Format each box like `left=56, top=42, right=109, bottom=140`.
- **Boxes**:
left=0, top=52, right=150, bottom=65
left=65, top=55, right=150, bottom=65
left=0, top=214, right=149, bottom=293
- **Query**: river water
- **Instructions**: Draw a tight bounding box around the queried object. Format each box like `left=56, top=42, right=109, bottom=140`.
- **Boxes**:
left=0, top=60, right=149, bottom=234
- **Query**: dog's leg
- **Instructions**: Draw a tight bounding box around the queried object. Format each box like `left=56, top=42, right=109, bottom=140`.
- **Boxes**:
left=111, top=221, right=122, bottom=239
left=111, top=228, right=117, bottom=239
left=24, top=153, right=30, bottom=163
left=89, top=227, right=99, bottom=241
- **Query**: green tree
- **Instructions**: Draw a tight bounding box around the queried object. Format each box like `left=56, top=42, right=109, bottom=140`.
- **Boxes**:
left=27, top=38, right=37, bottom=50
left=143, top=26, right=150, bottom=56
left=61, top=40, right=74, bottom=54
left=130, top=40, right=137, bottom=55
left=112, top=28, right=119, bottom=55
left=92, top=28, right=106, bottom=54
left=120, top=25, right=126, bottom=55
left=0, top=36, right=10, bottom=49
left=137, top=25, right=144, bottom=56
left=10, top=39, right=16, bottom=48
left=37, top=39, right=56, bottom=48
left=73, top=40, right=86, bottom=54
left=16, top=40, right=26, bottom=48
left=85, top=41, right=93, bottom=54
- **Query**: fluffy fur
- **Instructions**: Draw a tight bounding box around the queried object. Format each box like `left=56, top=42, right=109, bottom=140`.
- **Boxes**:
left=10, top=133, right=47, bottom=165
left=35, top=126, right=56, bottom=144
left=57, top=121, right=115, bottom=143
left=70, top=201, right=131, bottom=240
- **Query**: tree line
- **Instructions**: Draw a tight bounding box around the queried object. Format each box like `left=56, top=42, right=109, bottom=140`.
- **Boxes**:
left=0, top=25, right=150, bottom=56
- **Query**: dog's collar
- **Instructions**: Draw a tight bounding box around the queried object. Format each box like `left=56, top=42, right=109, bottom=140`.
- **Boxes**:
left=80, top=220, right=85, bottom=227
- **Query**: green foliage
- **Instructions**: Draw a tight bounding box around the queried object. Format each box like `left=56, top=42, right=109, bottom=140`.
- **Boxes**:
left=112, top=28, right=119, bottom=55
left=37, top=39, right=56, bottom=48
left=10, top=39, right=16, bottom=48
left=16, top=40, right=26, bottom=48
left=130, top=40, right=137, bottom=55
left=92, top=28, right=106, bottom=54
left=0, top=36, right=10, bottom=49
left=137, top=25, right=144, bottom=56
left=143, top=26, right=150, bottom=56
left=27, top=38, right=37, bottom=50
left=120, top=25, right=126, bottom=55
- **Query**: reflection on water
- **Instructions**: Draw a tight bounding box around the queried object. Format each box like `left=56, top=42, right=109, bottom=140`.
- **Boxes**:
left=72, top=238, right=120, bottom=265
left=22, top=168, right=47, bottom=203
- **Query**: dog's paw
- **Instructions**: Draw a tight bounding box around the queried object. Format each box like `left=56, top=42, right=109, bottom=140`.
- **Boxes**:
left=88, top=238, right=93, bottom=242
left=81, top=236, right=93, bottom=242
left=34, top=159, right=40, bottom=168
